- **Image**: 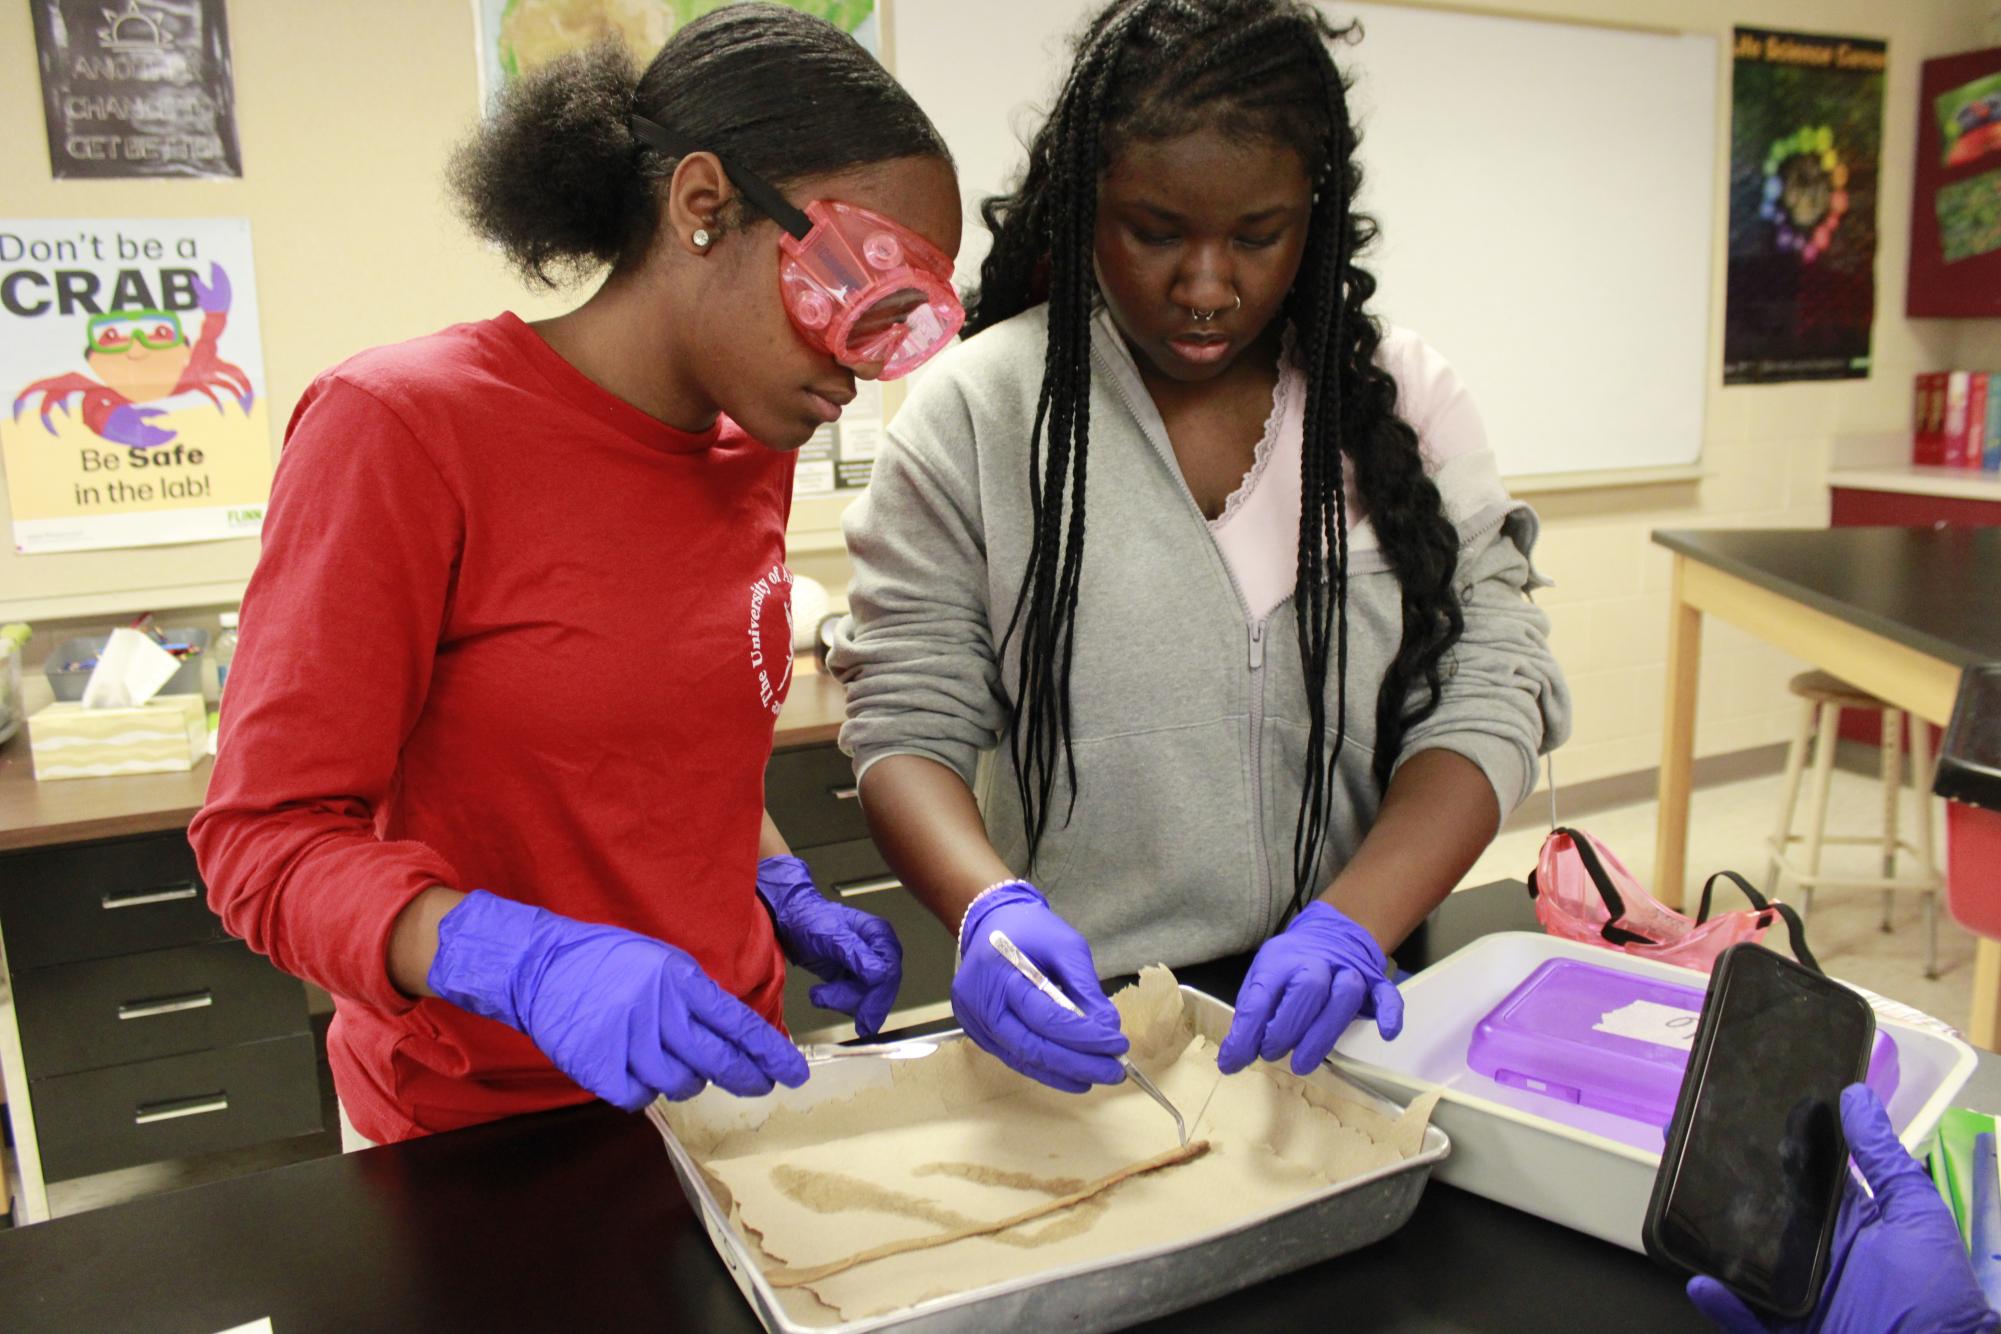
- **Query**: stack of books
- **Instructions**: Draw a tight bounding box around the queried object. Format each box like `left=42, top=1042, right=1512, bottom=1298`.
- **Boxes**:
left=1913, top=372, right=2001, bottom=469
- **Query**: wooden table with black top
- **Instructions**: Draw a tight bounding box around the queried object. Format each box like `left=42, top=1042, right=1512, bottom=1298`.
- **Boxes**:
left=0, top=881, right=1889, bottom=1334
left=1650, top=526, right=2001, bottom=1044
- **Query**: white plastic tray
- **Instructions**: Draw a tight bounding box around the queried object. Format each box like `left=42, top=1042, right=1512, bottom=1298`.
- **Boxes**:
left=1329, top=931, right=1976, bottom=1252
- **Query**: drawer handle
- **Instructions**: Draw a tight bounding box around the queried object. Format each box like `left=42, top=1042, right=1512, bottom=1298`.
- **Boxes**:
left=134, top=1092, right=229, bottom=1125
left=831, top=875, right=902, bottom=898
left=102, top=880, right=199, bottom=911
left=118, top=989, right=215, bottom=1021
left=828, top=785, right=859, bottom=801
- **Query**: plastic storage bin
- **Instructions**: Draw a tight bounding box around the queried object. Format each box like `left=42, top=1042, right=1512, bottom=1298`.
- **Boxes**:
left=45, top=628, right=209, bottom=702
left=1332, top=932, right=1975, bottom=1252
left=1467, top=958, right=1898, bottom=1130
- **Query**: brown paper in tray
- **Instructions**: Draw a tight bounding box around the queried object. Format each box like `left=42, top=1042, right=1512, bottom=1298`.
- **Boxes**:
left=668, top=966, right=1439, bottom=1325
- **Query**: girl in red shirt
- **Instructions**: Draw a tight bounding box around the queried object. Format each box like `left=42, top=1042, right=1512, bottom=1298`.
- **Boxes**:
left=191, top=7, right=963, bottom=1144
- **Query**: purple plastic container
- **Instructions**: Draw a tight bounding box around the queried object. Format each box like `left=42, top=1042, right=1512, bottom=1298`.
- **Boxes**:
left=1466, top=959, right=1898, bottom=1131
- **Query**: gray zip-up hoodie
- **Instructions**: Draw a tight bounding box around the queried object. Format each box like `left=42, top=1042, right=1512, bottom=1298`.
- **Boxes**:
left=829, top=305, right=1570, bottom=976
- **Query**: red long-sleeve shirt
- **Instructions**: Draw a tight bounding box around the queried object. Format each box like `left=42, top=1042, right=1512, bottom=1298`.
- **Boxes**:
left=190, top=313, right=797, bottom=1143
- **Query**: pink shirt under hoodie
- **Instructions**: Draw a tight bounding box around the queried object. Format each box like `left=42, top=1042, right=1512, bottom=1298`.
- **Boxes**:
left=1197, top=323, right=1494, bottom=619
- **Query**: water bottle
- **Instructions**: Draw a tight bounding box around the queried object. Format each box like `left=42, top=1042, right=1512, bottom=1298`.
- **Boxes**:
left=0, top=622, right=28, bottom=742
left=212, top=611, right=239, bottom=701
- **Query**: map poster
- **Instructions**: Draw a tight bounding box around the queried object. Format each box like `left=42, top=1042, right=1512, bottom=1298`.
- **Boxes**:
left=473, top=0, right=879, bottom=108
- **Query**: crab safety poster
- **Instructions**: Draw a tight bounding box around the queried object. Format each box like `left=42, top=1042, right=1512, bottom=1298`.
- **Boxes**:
left=0, top=217, right=270, bottom=554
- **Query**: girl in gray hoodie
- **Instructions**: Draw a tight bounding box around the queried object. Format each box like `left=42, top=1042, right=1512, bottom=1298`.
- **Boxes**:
left=831, top=0, right=1570, bottom=1094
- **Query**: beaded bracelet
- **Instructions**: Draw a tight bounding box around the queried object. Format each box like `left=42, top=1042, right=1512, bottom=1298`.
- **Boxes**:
left=955, top=878, right=1034, bottom=962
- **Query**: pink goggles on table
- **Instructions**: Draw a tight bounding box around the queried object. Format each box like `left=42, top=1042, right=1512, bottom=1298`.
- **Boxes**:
left=631, top=117, right=964, bottom=379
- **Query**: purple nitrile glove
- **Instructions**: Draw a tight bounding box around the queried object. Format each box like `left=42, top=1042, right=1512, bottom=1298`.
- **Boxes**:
left=427, top=890, right=808, bottom=1112
left=1219, top=900, right=1403, bottom=1077
left=1687, top=1085, right=1997, bottom=1334
left=952, top=881, right=1127, bottom=1093
left=756, top=854, right=902, bottom=1038
left=102, top=404, right=174, bottom=448
left=191, top=261, right=231, bottom=313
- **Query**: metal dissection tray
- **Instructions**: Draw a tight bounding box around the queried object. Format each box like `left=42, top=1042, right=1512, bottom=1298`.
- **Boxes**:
left=647, top=985, right=1450, bottom=1333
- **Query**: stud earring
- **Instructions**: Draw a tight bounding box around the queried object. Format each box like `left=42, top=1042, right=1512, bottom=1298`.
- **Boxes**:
left=692, top=227, right=712, bottom=249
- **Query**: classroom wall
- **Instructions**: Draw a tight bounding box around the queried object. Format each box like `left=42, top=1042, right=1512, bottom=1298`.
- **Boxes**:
left=0, top=0, right=881, bottom=621
left=0, top=2, right=574, bottom=618
left=1457, top=0, right=1985, bottom=806
left=5, top=1, right=1992, bottom=819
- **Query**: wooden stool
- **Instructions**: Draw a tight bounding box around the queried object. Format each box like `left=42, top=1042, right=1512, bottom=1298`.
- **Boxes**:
left=1766, top=671, right=1943, bottom=977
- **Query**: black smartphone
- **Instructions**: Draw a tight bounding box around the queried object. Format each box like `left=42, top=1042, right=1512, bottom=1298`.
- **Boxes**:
left=1642, top=942, right=1875, bottom=1319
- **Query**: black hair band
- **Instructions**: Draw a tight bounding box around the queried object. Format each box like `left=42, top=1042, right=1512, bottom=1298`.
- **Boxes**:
left=628, top=114, right=814, bottom=240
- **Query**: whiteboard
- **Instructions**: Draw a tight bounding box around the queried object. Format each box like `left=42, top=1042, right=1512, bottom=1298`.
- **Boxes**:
left=892, top=2, right=1719, bottom=479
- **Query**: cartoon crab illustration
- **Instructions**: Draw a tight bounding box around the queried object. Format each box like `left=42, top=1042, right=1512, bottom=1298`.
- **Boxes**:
left=12, top=262, right=254, bottom=449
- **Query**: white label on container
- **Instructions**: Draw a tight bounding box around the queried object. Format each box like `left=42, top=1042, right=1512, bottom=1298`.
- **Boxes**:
left=1593, top=998, right=1701, bottom=1050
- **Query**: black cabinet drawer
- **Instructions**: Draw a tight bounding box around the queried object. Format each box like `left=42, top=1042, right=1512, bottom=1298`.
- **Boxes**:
left=15, top=940, right=310, bottom=1079
left=796, top=836, right=902, bottom=899
left=32, top=1033, right=324, bottom=1182
left=0, top=833, right=223, bottom=968
left=765, top=744, right=868, bottom=850
left=781, top=838, right=956, bottom=1037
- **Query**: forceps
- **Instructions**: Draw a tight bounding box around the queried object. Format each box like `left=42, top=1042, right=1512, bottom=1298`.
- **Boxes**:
left=986, top=929, right=1189, bottom=1146
left=800, top=1040, right=940, bottom=1063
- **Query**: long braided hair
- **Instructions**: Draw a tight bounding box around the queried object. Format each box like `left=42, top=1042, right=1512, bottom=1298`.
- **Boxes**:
left=969, top=0, right=1465, bottom=918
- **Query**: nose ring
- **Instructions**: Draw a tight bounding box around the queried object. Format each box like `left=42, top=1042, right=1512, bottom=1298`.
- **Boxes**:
left=1189, top=293, right=1243, bottom=322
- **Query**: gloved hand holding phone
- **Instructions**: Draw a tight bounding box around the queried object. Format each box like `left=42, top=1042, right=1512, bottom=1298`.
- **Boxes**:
left=1687, top=1085, right=1997, bottom=1334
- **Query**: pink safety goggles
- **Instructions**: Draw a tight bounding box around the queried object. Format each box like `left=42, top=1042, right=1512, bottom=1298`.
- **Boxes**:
left=1528, top=826, right=1818, bottom=973
left=631, top=117, right=963, bottom=379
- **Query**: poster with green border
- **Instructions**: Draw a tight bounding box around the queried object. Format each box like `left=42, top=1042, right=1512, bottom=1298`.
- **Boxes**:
left=472, top=0, right=879, bottom=109
left=463, top=0, right=888, bottom=492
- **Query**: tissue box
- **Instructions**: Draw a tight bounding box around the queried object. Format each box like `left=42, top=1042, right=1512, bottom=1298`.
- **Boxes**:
left=46, top=628, right=209, bottom=702
left=27, top=694, right=207, bottom=780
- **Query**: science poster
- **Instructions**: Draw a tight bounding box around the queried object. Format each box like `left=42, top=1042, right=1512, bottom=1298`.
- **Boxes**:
left=1723, top=28, right=1886, bottom=385
left=0, top=218, right=271, bottom=554
left=32, top=0, right=243, bottom=180
left=472, top=0, right=879, bottom=108
left=1909, top=47, right=2001, bottom=317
